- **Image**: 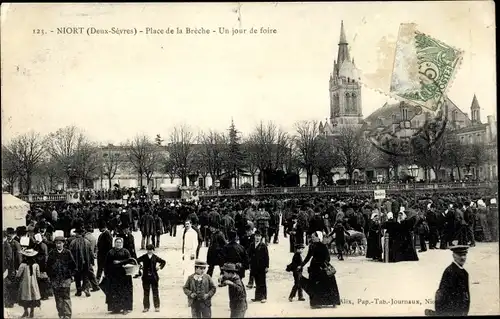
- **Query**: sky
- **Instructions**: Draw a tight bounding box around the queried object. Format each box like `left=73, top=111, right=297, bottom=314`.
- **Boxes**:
left=1, top=1, right=496, bottom=145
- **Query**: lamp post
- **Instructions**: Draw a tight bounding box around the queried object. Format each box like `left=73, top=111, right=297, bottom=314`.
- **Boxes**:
left=408, top=164, right=419, bottom=204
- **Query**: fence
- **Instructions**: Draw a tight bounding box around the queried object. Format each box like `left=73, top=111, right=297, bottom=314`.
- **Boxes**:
left=16, top=181, right=496, bottom=202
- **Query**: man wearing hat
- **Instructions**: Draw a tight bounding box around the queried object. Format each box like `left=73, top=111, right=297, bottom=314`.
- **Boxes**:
left=47, top=236, right=77, bottom=319
left=220, top=262, right=248, bottom=318
left=426, top=245, right=470, bottom=316
left=5, top=227, right=23, bottom=307
left=137, top=244, right=166, bottom=313
left=183, top=260, right=217, bottom=318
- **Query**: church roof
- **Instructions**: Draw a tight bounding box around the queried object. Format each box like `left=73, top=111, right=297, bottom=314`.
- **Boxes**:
left=338, top=59, right=360, bottom=81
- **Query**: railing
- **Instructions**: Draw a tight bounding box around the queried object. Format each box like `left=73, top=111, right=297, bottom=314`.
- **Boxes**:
left=15, top=181, right=496, bottom=202
left=17, top=194, right=67, bottom=203
left=198, top=181, right=496, bottom=197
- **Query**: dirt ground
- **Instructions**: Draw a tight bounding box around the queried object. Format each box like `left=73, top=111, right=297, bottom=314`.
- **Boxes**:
left=4, top=226, right=499, bottom=318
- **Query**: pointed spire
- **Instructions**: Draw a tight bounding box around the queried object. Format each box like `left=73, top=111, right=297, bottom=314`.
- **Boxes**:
left=339, top=20, right=347, bottom=44
left=337, top=20, right=350, bottom=64
left=471, top=94, right=480, bottom=109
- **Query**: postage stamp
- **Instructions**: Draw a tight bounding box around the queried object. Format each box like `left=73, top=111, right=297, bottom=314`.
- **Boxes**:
left=389, top=23, right=464, bottom=112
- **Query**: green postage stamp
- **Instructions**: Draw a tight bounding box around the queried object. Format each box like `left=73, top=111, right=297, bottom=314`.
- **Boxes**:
left=389, top=23, right=463, bottom=111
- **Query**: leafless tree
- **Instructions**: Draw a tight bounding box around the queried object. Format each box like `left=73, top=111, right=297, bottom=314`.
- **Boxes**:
left=294, top=120, right=323, bottom=186
left=443, top=134, right=469, bottom=181
left=333, top=127, right=371, bottom=184
left=2, top=145, right=22, bottom=194
left=45, top=126, right=89, bottom=189
left=167, top=124, right=195, bottom=186
left=198, top=130, right=228, bottom=185
left=126, top=134, right=162, bottom=189
left=242, top=137, right=260, bottom=187
left=101, top=149, right=122, bottom=190
left=411, top=122, right=449, bottom=181
left=4, top=131, right=46, bottom=194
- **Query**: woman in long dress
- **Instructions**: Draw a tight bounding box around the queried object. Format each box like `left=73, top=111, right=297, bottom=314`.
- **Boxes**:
left=298, top=231, right=341, bottom=309
left=366, top=213, right=383, bottom=261
left=16, top=249, right=42, bottom=318
left=103, top=237, right=134, bottom=314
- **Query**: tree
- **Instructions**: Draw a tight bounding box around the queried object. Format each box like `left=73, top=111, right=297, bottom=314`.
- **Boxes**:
left=249, top=121, right=288, bottom=186
left=443, top=134, right=469, bottom=181
left=313, top=135, right=337, bottom=185
left=45, top=126, right=89, bottom=189
left=411, top=121, right=449, bottom=181
left=3, top=131, right=46, bottom=194
left=464, top=142, right=488, bottom=180
left=167, top=124, right=195, bottom=186
left=379, top=138, right=410, bottom=181
left=126, top=134, right=162, bottom=189
left=2, top=145, right=21, bottom=194
left=226, top=119, right=244, bottom=188
left=333, top=127, right=371, bottom=184
left=198, top=130, right=228, bottom=186
left=101, top=149, right=122, bottom=190
left=74, top=141, right=100, bottom=188
left=163, top=156, right=177, bottom=184
left=242, top=137, right=260, bottom=187
left=294, top=120, right=323, bottom=186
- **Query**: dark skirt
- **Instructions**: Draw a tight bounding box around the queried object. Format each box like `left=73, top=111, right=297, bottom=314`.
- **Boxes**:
left=103, top=274, right=133, bottom=312
left=366, top=233, right=382, bottom=260
left=301, top=268, right=341, bottom=307
left=19, top=300, right=41, bottom=308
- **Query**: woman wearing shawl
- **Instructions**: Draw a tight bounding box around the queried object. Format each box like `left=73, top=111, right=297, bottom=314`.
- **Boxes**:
left=103, top=237, right=135, bottom=314
left=366, top=213, right=383, bottom=261
left=16, top=249, right=43, bottom=318
left=298, top=231, right=341, bottom=309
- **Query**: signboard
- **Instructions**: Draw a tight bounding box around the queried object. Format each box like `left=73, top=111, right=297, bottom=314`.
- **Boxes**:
left=374, top=189, right=386, bottom=200
left=152, top=195, right=160, bottom=202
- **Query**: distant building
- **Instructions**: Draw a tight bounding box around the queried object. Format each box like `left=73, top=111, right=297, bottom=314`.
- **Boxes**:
left=319, top=22, right=497, bottom=183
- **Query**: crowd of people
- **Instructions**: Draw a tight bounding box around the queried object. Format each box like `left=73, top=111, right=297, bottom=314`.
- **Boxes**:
left=3, top=190, right=498, bottom=318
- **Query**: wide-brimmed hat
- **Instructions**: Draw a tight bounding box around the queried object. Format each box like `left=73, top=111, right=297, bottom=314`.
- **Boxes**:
left=6, top=227, right=16, bottom=235
left=21, top=249, right=38, bottom=257
left=221, top=263, right=237, bottom=272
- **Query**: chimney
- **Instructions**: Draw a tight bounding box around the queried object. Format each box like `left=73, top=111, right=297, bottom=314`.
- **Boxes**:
left=487, top=115, right=496, bottom=143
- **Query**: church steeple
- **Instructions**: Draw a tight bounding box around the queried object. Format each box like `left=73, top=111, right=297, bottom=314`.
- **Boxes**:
left=471, top=94, right=481, bottom=124
left=337, top=20, right=350, bottom=64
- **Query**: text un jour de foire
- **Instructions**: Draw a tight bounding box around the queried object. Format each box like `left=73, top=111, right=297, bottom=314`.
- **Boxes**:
left=32, top=27, right=278, bottom=36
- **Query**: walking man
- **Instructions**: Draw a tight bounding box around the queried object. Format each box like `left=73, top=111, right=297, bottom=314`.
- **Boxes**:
left=47, top=236, right=77, bottom=319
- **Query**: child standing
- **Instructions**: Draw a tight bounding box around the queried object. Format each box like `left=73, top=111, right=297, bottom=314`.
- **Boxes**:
left=220, top=263, right=248, bottom=318
left=286, top=243, right=305, bottom=302
left=17, top=249, right=42, bottom=318
left=183, top=260, right=217, bottom=318
left=136, top=244, right=167, bottom=313
left=331, top=220, right=349, bottom=260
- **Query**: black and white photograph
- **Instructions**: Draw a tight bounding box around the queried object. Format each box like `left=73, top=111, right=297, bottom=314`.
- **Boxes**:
left=2, top=2, right=498, bottom=318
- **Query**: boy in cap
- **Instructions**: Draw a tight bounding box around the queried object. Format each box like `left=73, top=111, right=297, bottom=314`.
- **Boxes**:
left=286, top=243, right=305, bottom=302
left=183, top=260, right=217, bottom=318
left=136, top=244, right=166, bottom=313
left=425, top=245, right=470, bottom=316
left=221, top=262, right=248, bottom=318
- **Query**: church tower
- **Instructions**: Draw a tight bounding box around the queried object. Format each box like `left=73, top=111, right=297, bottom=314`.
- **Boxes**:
left=329, top=21, right=363, bottom=131
left=470, top=94, right=481, bottom=124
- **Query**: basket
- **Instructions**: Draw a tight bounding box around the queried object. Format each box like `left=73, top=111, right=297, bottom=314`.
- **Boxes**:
left=122, top=258, right=139, bottom=276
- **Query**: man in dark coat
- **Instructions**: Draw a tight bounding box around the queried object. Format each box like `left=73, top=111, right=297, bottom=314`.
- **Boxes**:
left=248, top=230, right=269, bottom=302
left=136, top=244, right=167, bottom=312
left=139, top=210, right=156, bottom=250
left=96, top=221, right=113, bottom=281
left=69, top=228, right=94, bottom=297
left=206, top=226, right=227, bottom=278
left=426, top=245, right=470, bottom=316
left=221, top=230, right=249, bottom=281
left=47, top=236, right=77, bottom=319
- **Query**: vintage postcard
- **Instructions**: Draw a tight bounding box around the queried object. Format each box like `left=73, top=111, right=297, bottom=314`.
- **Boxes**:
left=1, top=2, right=498, bottom=318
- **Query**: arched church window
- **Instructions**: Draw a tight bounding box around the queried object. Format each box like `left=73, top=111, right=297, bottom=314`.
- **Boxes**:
left=345, top=92, right=351, bottom=113
left=351, top=93, right=357, bottom=113
left=392, top=114, right=397, bottom=123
